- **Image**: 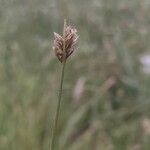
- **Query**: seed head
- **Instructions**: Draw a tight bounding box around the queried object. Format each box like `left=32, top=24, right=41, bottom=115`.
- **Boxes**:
left=53, top=20, right=78, bottom=62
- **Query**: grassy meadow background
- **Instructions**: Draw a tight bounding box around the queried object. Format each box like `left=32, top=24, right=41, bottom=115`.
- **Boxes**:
left=0, top=0, right=150, bottom=149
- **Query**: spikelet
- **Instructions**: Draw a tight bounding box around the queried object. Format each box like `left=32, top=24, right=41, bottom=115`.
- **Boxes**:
left=53, top=20, right=78, bottom=62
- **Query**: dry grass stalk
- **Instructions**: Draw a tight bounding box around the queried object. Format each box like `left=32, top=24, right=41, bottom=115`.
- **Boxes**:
left=50, top=20, right=78, bottom=150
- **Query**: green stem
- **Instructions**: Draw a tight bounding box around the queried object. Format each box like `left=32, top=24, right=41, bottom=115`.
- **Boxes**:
left=50, top=19, right=67, bottom=150
left=50, top=60, right=66, bottom=150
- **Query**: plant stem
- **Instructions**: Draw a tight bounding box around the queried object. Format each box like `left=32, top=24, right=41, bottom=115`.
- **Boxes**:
left=50, top=19, right=67, bottom=150
left=50, top=60, right=66, bottom=150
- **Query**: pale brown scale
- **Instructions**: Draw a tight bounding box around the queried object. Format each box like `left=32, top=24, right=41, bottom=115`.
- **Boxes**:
left=53, top=23, right=78, bottom=63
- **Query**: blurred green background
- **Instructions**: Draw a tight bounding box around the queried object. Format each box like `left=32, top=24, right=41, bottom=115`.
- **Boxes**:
left=1, top=0, right=150, bottom=149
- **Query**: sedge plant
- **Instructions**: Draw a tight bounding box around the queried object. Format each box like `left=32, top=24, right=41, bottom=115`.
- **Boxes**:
left=50, top=20, right=78, bottom=150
